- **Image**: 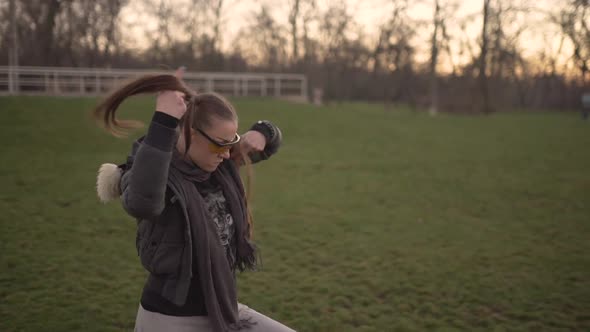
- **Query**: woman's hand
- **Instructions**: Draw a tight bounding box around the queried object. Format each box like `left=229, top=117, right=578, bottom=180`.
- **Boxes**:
left=156, top=91, right=187, bottom=119
left=231, top=131, right=266, bottom=164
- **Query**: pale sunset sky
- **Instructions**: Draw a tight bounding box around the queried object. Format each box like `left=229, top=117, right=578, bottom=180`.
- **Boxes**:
left=119, top=0, right=572, bottom=73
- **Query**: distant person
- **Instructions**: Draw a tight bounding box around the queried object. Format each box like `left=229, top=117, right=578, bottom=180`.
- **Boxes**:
left=93, top=74, right=293, bottom=332
left=174, top=66, right=186, bottom=79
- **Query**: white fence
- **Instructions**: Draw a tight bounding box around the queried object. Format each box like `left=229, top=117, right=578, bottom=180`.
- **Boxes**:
left=0, top=66, right=308, bottom=101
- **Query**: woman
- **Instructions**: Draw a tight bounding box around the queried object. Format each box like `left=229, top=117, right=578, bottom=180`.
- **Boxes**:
left=93, top=74, right=294, bottom=332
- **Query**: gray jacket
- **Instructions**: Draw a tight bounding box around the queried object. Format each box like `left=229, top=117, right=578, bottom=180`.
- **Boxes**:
left=119, top=118, right=281, bottom=306
left=121, top=120, right=192, bottom=305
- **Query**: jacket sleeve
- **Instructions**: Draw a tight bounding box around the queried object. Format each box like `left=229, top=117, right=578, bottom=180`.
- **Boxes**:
left=248, top=120, right=283, bottom=164
left=120, top=112, right=179, bottom=219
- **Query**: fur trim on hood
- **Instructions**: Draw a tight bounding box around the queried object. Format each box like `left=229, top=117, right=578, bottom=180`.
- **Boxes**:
left=96, top=163, right=122, bottom=203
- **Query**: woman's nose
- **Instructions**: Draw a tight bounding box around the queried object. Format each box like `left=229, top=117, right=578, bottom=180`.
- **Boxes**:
left=220, top=149, right=231, bottom=159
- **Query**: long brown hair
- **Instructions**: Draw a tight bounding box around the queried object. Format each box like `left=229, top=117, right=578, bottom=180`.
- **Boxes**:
left=93, top=74, right=254, bottom=237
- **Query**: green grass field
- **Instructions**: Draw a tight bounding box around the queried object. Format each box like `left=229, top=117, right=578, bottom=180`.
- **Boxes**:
left=0, top=96, right=589, bottom=331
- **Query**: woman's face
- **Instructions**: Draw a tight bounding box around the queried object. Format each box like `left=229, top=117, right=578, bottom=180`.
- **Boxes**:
left=178, top=116, right=239, bottom=172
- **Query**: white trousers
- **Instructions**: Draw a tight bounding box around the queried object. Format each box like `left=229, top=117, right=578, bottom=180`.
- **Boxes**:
left=134, top=303, right=296, bottom=332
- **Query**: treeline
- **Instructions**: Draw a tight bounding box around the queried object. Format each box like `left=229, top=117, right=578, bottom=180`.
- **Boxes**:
left=1, top=0, right=588, bottom=112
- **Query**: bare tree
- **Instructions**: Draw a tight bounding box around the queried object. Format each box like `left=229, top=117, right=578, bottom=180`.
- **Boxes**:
left=144, top=0, right=177, bottom=63
left=371, top=0, right=416, bottom=105
left=318, top=2, right=354, bottom=61
left=39, top=0, right=61, bottom=65
left=0, top=0, right=584, bottom=111
left=286, top=0, right=318, bottom=66
left=372, top=1, right=408, bottom=75
left=12, top=0, right=64, bottom=65
left=316, top=1, right=359, bottom=100
left=429, top=0, right=461, bottom=114
left=184, top=0, right=205, bottom=51
left=7, top=0, right=17, bottom=69
left=300, top=0, right=318, bottom=65
left=177, top=0, right=226, bottom=69
left=429, top=0, right=442, bottom=115
left=0, top=1, right=9, bottom=55
left=288, top=0, right=301, bottom=62
left=554, top=0, right=590, bottom=85
left=80, top=1, right=126, bottom=66
left=184, top=0, right=225, bottom=51
left=539, top=33, right=566, bottom=77
left=49, top=0, right=127, bottom=67
left=474, top=0, right=533, bottom=112
left=478, top=0, right=492, bottom=113
left=237, top=5, right=288, bottom=70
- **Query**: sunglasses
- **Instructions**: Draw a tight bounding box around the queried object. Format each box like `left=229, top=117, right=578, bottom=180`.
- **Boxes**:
left=196, top=128, right=241, bottom=154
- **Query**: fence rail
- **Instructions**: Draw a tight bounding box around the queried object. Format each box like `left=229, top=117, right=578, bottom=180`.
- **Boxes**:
left=0, top=66, right=308, bottom=101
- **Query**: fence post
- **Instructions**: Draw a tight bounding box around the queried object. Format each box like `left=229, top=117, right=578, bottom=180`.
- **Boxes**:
left=14, top=67, right=19, bottom=94
left=54, top=71, right=60, bottom=94
left=45, top=73, right=49, bottom=93
left=274, top=77, right=281, bottom=97
left=301, top=76, right=308, bottom=101
left=261, top=78, right=267, bottom=97
left=95, top=71, right=100, bottom=94
left=233, top=79, right=239, bottom=96
left=8, top=66, right=13, bottom=94
left=207, top=77, right=213, bottom=92
left=242, top=78, right=248, bottom=96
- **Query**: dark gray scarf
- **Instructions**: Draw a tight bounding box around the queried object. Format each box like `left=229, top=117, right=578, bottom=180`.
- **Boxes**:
left=169, top=151, right=257, bottom=331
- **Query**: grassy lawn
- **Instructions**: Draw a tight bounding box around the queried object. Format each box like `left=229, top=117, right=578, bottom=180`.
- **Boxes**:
left=0, top=96, right=589, bottom=331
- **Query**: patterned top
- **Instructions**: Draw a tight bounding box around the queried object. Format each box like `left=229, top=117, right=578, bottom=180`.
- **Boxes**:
left=197, top=177, right=237, bottom=269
